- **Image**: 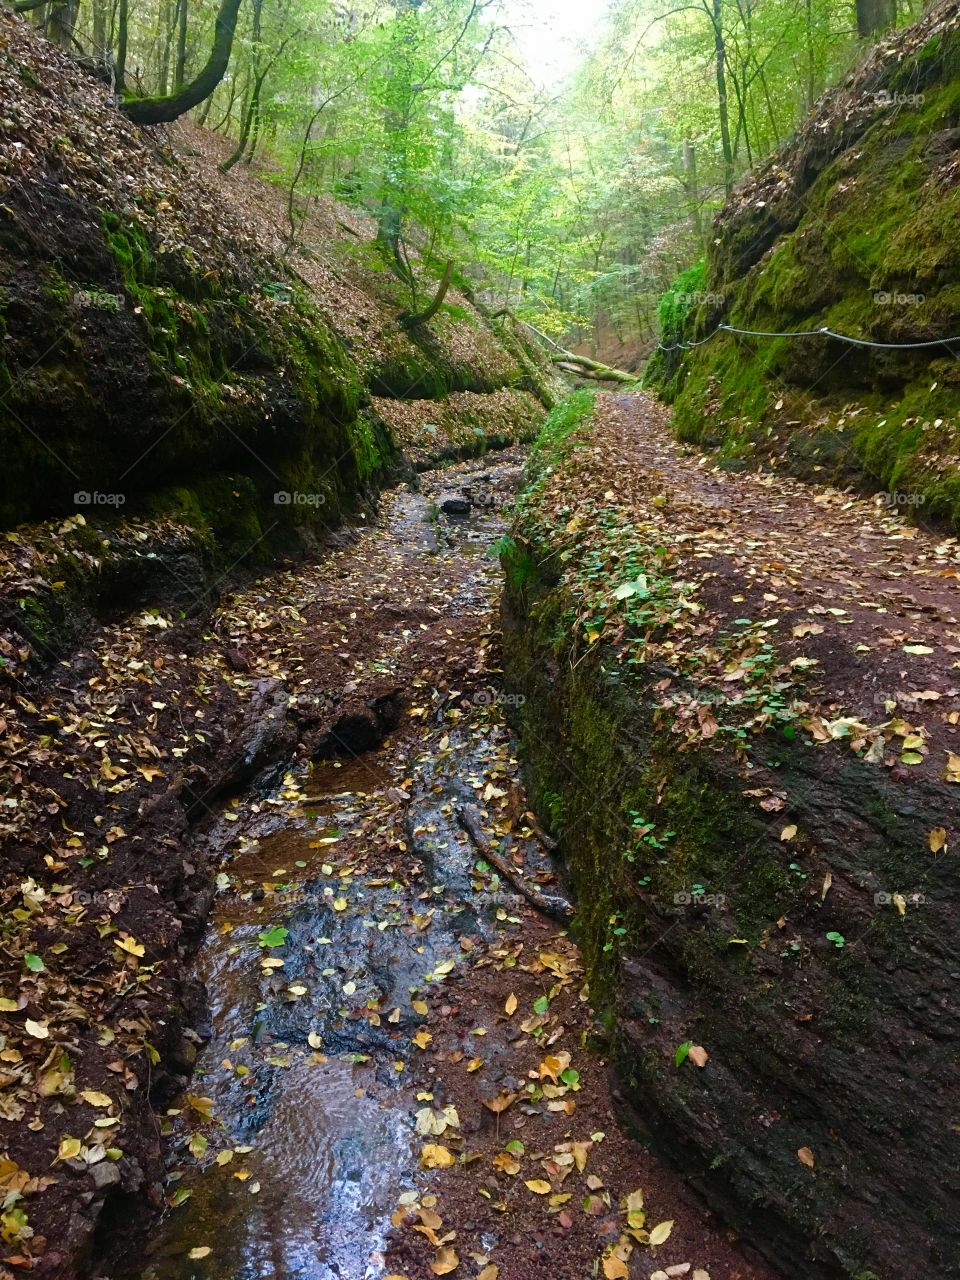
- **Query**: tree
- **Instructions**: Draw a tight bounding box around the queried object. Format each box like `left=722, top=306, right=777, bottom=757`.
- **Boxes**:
left=120, top=0, right=244, bottom=125
left=856, top=0, right=896, bottom=36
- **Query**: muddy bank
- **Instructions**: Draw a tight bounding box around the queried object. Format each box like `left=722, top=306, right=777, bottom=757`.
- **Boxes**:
left=501, top=392, right=960, bottom=1279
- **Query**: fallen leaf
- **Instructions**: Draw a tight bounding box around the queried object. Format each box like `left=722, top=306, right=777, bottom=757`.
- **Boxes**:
left=431, top=1246, right=459, bottom=1275
left=420, top=1144, right=456, bottom=1169
left=797, top=1146, right=815, bottom=1168
left=648, top=1219, right=673, bottom=1246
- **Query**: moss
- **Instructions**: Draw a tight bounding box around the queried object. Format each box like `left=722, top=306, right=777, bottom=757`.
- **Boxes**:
left=653, top=29, right=960, bottom=527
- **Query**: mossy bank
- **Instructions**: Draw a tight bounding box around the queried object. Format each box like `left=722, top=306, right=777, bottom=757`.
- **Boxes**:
left=501, top=394, right=960, bottom=1280
left=0, top=10, right=548, bottom=662
left=647, top=0, right=960, bottom=528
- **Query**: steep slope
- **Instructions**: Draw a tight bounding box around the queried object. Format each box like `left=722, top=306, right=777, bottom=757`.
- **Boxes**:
left=0, top=9, right=550, bottom=666
left=651, top=0, right=960, bottom=526
left=0, top=9, right=547, bottom=543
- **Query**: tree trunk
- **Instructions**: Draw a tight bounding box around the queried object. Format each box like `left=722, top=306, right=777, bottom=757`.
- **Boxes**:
left=120, top=0, right=243, bottom=126
left=116, top=0, right=128, bottom=90
left=710, top=0, right=736, bottom=195
left=174, top=0, right=188, bottom=87
left=399, top=260, right=454, bottom=329
left=682, top=137, right=704, bottom=250
left=47, top=0, right=78, bottom=47
left=856, top=0, right=896, bottom=35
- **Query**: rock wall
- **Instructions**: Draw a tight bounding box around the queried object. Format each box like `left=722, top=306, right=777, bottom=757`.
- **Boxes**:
left=650, top=0, right=960, bottom=528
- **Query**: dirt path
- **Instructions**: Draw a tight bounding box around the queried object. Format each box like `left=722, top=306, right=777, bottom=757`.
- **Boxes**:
left=576, top=393, right=960, bottom=772
left=0, top=444, right=776, bottom=1280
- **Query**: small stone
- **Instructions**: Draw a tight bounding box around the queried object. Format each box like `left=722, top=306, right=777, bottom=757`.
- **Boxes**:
left=89, top=1162, right=121, bottom=1192
left=441, top=497, right=471, bottom=516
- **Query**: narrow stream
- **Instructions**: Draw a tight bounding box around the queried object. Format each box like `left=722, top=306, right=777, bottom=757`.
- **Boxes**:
left=125, top=458, right=536, bottom=1280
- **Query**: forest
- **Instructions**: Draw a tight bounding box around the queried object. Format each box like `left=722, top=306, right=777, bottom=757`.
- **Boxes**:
left=17, top=0, right=925, bottom=360
left=1, top=0, right=959, bottom=1277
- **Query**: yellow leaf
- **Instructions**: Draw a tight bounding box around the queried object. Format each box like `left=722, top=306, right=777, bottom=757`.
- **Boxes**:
left=524, top=1179, right=551, bottom=1194
left=504, top=993, right=518, bottom=1016
left=186, top=1094, right=215, bottom=1119
left=477, top=1267, right=498, bottom=1280
left=430, top=1246, right=459, bottom=1275
left=79, top=1090, right=112, bottom=1108
left=114, top=935, right=145, bottom=958
left=648, top=1219, right=673, bottom=1246
left=780, top=825, right=797, bottom=842
left=625, top=1187, right=644, bottom=1228
left=412, top=1029, right=433, bottom=1050
left=466, top=1057, right=484, bottom=1073
left=412, top=999, right=429, bottom=1015
left=25, top=1018, right=49, bottom=1039
left=602, top=1253, right=629, bottom=1280
left=215, top=1150, right=234, bottom=1166
left=482, top=1091, right=516, bottom=1115
left=929, top=826, right=947, bottom=853
left=420, top=1143, right=456, bottom=1169
left=797, top=1146, right=815, bottom=1168
left=188, top=1247, right=211, bottom=1260
left=56, top=1137, right=82, bottom=1162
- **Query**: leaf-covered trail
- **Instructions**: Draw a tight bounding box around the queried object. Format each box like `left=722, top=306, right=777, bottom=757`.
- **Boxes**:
left=0, top=440, right=777, bottom=1280
left=96, top=453, right=774, bottom=1280
left=584, top=394, right=960, bottom=772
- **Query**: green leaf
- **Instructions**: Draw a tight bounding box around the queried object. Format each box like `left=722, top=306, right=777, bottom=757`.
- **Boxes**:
left=532, top=995, right=549, bottom=1015
left=674, top=1040, right=692, bottom=1067
left=257, top=925, right=289, bottom=949
left=23, top=953, right=45, bottom=973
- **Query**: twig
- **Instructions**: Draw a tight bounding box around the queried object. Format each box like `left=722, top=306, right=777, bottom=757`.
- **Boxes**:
left=457, top=803, right=573, bottom=922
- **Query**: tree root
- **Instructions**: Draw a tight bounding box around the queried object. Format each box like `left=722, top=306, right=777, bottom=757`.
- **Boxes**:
left=457, top=803, right=574, bottom=922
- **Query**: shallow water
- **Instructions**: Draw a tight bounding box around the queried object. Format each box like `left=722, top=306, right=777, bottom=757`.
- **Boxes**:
left=127, top=470, right=518, bottom=1280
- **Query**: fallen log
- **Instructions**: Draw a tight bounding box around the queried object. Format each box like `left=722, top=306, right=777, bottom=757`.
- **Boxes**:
left=457, top=803, right=574, bottom=922
left=551, top=352, right=636, bottom=383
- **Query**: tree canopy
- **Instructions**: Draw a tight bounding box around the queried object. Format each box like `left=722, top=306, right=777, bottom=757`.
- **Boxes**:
left=13, top=0, right=920, bottom=354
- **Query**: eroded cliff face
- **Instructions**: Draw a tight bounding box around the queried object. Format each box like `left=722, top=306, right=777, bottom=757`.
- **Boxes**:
left=0, top=10, right=550, bottom=663
left=651, top=0, right=960, bottom=529
left=502, top=392, right=960, bottom=1280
